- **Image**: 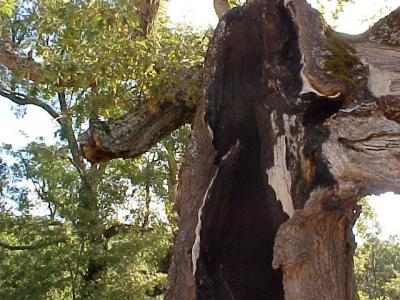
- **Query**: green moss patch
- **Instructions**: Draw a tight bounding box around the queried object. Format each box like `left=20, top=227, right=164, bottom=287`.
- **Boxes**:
left=323, top=29, right=365, bottom=86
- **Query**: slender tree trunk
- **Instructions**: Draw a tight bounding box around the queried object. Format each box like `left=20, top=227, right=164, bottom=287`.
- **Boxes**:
left=78, top=182, right=107, bottom=299
left=165, top=142, right=179, bottom=226
left=166, top=0, right=400, bottom=299
left=143, top=181, right=152, bottom=230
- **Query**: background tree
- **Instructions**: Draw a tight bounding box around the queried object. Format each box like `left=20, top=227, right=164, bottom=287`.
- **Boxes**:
left=354, top=198, right=400, bottom=299
left=0, top=0, right=204, bottom=298
left=0, top=133, right=191, bottom=299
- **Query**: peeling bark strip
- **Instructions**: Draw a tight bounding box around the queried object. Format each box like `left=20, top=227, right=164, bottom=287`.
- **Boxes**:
left=191, top=166, right=220, bottom=277
left=167, top=0, right=400, bottom=299
left=192, top=141, right=241, bottom=276
left=267, top=135, right=294, bottom=217
left=165, top=95, right=217, bottom=300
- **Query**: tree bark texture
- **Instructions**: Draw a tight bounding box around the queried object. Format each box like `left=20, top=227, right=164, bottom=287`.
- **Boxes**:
left=80, top=100, right=195, bottom=162
left=166, top=0, right=400, bottom=299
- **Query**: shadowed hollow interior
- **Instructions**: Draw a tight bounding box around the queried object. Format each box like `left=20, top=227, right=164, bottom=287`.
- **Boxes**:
left=195, top=3, right=303, bottom=299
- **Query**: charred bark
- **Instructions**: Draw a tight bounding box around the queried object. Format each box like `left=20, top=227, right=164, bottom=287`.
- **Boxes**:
left=166, top=1, right=400, bottom=299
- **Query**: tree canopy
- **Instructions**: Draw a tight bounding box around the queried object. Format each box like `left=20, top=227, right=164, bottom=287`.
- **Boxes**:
left=0, top=0, right=205, bottom=298
left=354, top=198, right=400, bottom=299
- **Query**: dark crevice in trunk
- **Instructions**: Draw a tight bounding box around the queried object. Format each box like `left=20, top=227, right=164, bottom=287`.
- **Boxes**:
left=196, top=3, right=304, bottom=299
left=197, top=139, right=287, bottom=300
left=167, top=1, right=400, bottom=299
left=301, top=96, right=341, bottom=190
left=303, top=123, right=337, bottom=189
left=302, top=95, right=342, bottom=126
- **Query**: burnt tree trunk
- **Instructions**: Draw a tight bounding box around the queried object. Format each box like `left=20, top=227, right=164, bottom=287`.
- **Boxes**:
left=75, top=0, right=400, bottom=298
left=165, top=0, right=400, bottom=299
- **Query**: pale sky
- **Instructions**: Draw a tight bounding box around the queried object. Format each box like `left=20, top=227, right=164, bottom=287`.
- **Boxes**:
left=1, top=0, right=400, bottom=237
left=167, top=0, right=400, bottom=34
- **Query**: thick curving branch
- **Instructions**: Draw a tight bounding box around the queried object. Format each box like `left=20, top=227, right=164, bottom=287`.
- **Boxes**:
left=79, top=62, right=202, bottom=163
left=0, top=42, right=43, bottom=82
left=80, top=100, right=196, bottom=162
left=0, top=238, right=67, bottom=251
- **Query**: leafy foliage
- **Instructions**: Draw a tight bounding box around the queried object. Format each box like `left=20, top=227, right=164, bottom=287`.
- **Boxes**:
left=354, top=198, right=400, bottom=299
left=0, top=130, right=189, bottom=299
left=0, top=0, right=203, bottom=298
left=0, top=0, right=16, bottom=17
left=315, top=0, right=355, bottom=19
left=1, top=0, right=207, bottom=119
